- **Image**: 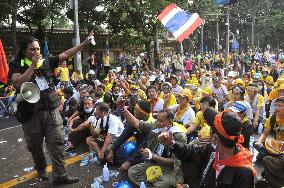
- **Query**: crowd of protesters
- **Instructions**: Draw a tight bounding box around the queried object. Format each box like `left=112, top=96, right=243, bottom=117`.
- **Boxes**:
left=1, top=44, right=284, bottom=187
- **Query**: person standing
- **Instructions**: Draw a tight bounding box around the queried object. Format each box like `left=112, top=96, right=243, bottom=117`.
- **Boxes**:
left=56, top=61, right=70, bottom=87
left=9, top=34, right=93, bottom=185
left=102, top=50, right=111, bottom=76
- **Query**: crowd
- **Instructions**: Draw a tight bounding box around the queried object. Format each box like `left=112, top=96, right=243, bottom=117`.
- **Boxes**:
left=1, top=36, right=284, bottom=187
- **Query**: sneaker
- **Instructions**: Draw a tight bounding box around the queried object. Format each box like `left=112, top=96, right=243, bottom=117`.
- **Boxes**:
left=52, top=175, right=79, bottom=185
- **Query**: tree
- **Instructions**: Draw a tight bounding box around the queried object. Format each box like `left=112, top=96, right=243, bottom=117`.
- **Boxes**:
left=66, top=0, right=107, bottom=34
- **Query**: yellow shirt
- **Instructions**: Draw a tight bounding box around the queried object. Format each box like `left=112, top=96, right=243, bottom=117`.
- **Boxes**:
left=71, top=72, right=83, bottom=82
left=159, top=92, right=177, bottom=108
left=103, top=55, right=110, bottom=67
left=264, top=116, right=284, bottom=141
left=194, top=111, right=207, bottom=129
left=262, top=76, right=274, bottom=88
left=57, top=67, right=69, bottom=82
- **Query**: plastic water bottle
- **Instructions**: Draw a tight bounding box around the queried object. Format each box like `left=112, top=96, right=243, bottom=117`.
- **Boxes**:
left=91, top=181, right=101, bottom=188
left=103, top=163, right=110, bottom=181
left=140, top=182, right=146, bottom=188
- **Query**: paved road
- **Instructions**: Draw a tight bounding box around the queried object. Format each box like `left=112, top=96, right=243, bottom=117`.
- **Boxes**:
left=0, top=117, right=129, bottom=188
left=0, top=117, right=264, bottom=188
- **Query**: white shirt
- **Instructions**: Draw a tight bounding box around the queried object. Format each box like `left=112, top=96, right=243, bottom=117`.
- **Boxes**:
left=212, top=85, right=228, bottom=102
left=171, top=85, right=183, bottom=96
left=73, top=91, right=81, bottom=101
left=169, top=104, right=195, bottom=125
left=90, top=114, right=124, bottom=138
left=153, top=98, right=164, bottom=112
left=244, top=94, right=266, bottom=118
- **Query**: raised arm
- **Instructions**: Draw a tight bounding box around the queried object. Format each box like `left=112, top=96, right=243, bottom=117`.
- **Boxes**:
left=58, top=34, right=93, bottom=63
left=117, top=98, right=140, bottom=129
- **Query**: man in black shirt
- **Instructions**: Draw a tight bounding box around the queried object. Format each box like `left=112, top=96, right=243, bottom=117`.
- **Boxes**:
left=158, top=108, right=255, bottom=188
left=106, top=100, right=152, bottom=171
left=9, top=35, right=93, bottom=185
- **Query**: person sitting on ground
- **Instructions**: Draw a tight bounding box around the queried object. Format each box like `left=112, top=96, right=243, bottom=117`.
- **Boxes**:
left=157, top=107, right=255, bottom=188
left=168, top=89, right=195, bottom=138
left=65, top=96, right=95, bottom=151
left=86, top=102, right=124, bottom=161
left=170, top=75, right=183, bottom=96
left=106, top=100, right=155, bottom=171
left=68, top=87, right=89, bottom=122
left=228, top=101, right=254, bottom=149
left=254, top=96, right=284, bottom=160
left=187, top=96, right=216, bottom=143
left=159, top=82, right=177, bottom=108
left=60, top=86, right=78, bottom=127
left=147, top=86, right=164, bottom=117
left=245, top=83, right=266, bottom=133
left=224, top=85, right=253, bottom=122
left=126, top=109, right=187, bottom=187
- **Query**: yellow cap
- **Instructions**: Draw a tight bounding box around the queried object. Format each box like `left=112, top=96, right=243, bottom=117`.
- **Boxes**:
left=279, top=83, right=284, bottom=90
left=235, top=78, right=245, bottom=88
left=202, top=87, right=212, bottom=95
left=146, top=166, right=163, bottom=182
left=180, top=89, right=192, bottom=100
left=275, top=78, right=284, bottom=87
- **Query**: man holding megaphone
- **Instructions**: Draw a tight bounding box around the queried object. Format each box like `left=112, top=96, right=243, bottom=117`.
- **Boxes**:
left=8, top=34, right=94, bottom=185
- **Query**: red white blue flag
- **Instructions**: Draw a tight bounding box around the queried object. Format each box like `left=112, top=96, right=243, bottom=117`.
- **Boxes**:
left=158, top=3, right=203, bottom=43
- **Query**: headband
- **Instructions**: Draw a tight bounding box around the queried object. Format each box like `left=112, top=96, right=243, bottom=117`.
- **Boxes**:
left=214, top=110, right=244, bottom=144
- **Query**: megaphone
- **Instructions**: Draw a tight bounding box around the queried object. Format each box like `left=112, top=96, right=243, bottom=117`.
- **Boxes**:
left=16, top=82, right=40, bottom=103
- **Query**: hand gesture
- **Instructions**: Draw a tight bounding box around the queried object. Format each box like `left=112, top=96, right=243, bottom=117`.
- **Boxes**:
left=31, top=53, right=42, bottom=67
left=157, top=132, right=174, bottom=147
left=98, top=150, right=105, bottom=160
left=140, top=148, right=151, bottom=159
left=116, top=96, right=126, bottom=109
left=83, top=32, right=94, bottom=46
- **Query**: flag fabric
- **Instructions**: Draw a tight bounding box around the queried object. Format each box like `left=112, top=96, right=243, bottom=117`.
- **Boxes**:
left=158, top=3, right=203, bottom=43
left=43, top=40, right=49, bottom=59
left=0, top=39, right=8, bottom=84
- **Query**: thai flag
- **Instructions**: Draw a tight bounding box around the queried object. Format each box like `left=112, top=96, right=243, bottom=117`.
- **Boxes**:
left=158, top=4, right=203, bottom=43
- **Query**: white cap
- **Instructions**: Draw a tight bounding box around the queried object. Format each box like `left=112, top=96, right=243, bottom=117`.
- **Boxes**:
left=88, top=70, right=95, bottom=75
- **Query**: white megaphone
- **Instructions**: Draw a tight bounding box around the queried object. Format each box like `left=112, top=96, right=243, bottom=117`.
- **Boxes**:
left=15, top=82, right=40, bottom=104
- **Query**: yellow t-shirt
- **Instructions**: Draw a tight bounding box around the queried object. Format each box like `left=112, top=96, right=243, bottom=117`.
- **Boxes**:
left=57, top=67, right=69, bottom=82
left=103, top=55, right=110, bottom=67
left=71, top=72, right=83, bottom=82
left=262, top=76, right=274, bottom=88
left=194, top=111, right=207, bottom=129
left=159, top=92, right=177, bottom=108
left=264, top=116, right=284, bottom=141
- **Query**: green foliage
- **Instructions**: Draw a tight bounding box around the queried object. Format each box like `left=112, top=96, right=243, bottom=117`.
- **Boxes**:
left=66, top=0, right=107, bottom=34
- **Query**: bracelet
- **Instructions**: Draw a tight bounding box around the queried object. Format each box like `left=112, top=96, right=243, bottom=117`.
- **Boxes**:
left=145, top=148, right=152, bottom=160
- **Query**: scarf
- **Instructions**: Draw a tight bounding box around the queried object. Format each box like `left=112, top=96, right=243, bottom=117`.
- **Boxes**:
left=213, top=144, right=256, bottom=176
left=175, top=104, right=189, bottom=121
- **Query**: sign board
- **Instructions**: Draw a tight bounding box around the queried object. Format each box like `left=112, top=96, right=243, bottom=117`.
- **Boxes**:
left=231, top=41, right=239, bottom=50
